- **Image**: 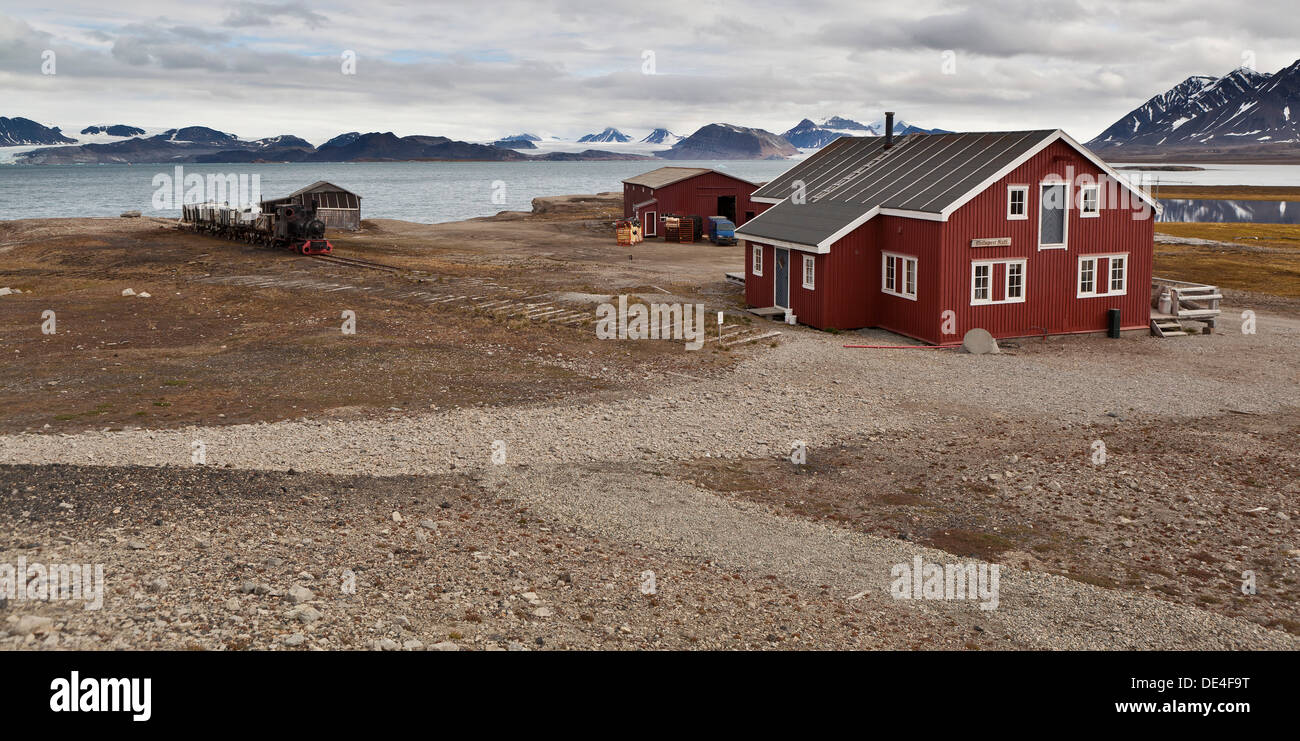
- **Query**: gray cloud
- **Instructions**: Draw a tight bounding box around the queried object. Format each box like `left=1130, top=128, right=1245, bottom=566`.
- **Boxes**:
left=0, top=1, right=1293, bottom=144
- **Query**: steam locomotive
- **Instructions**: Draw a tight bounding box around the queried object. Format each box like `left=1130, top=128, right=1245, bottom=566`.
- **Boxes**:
left=180, top=200, right=333, bottom=254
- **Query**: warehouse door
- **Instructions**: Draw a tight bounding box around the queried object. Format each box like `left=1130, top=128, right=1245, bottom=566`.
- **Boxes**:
left=774, top=248, right=790, bottom=308
left=716, top=195, right=736, bottom=223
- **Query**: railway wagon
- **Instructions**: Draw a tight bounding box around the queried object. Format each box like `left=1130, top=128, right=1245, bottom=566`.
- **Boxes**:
left=181, top=201, right=333, bottom=254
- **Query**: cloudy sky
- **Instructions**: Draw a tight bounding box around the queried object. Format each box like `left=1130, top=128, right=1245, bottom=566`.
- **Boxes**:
left=1, top=0, right=1294, bottom=145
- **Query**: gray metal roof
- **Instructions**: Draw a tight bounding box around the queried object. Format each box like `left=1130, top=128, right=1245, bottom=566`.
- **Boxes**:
left=740, top=130, right=1056, bottom=247
left=622, top=166, right=757, bottom=189
left=288, top=180, right=361, bottom=198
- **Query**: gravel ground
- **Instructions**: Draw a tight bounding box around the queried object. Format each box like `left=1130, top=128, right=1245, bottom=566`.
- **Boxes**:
left=2, top=309, right=1297, bottom=650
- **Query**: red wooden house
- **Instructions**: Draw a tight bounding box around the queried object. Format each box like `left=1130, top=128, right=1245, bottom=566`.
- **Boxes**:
left=622, top=167, right=763, bottom=238
left=735, top=126, right=1159, bottom=344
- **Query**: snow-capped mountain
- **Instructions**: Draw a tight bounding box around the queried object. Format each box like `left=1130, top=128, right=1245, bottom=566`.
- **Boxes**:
left=577, top=127, right=631, bottom=143
left=0, top=116, right=76, bottom=146
left=640, top=128, right=681, bottom=145
left=782, top=116, right=947, bottom=148
left=1089, top=61, right=1300, bottom=159
left=500, top=132, right=542, bottom=142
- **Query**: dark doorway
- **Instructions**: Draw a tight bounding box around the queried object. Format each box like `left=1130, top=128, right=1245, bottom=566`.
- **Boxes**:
left=743, top=210, right=755, bottom=224
left=716, top=195, right=737, bottom=223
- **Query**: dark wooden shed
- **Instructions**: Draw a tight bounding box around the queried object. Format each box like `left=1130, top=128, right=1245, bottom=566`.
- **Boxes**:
left=261, top=181, right=361, bottom=231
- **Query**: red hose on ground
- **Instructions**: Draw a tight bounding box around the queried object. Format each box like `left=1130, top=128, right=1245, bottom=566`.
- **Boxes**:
left=841, top=344, right=954, bottom=349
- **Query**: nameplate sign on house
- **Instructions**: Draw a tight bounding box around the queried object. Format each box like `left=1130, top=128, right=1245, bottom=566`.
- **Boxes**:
left=970, top=237, right=1011, bottom=248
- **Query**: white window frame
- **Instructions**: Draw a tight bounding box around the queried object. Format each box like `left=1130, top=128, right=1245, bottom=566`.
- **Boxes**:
left=1038, top=181, right=1069, bottom=250
left=751, top=243, right=762, bottom=276
left=1076, top=252, right=1129, bottom=298
left=1080, top=184, right=1100, bottom=218
left=971, top=263, right=992, bottom=304
left=1078, top=256, right=1098, bottom=297
left=801, top=254, right=815, bottom=290
left=645, top=210, right=657, bottom=236
left=970, top=259, right=1027, bottom=306
left=1007, top=185, right=1029, bottom=220
left=1109, top=255, right=1127, bottom=293
left=881, top=252, right=917, bottom=300
left=1004, top=260, right=1026, bottom=303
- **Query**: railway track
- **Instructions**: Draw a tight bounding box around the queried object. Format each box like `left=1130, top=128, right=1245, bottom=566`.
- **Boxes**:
left=308, top=253, right=403, bottom=273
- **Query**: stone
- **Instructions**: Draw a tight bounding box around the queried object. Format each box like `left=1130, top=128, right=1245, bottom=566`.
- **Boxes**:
left=120, top=210, right=142, bottom=218
left=532, top=607, right=553, bottom=618
left=391, top=511, right=403, bottom=523
left=377, top=638, right=400, bottom=651
left=12, top=616, right=54, bottom=636
left=286, top=585, right=314, bottom=604
left=286, top=605, right=322, bottom=624
left=402, top=639, right=424, bottom=651
left=960, top=328, right=1000, bottom=355
left=418, top=519, right=438, bottom=530
left=224, top=597, right=241, bottom=611
left=430, top=641, right=460, bottom=651
left=121, top=288, right=136, bottom=297
left=146, top=577, right=168, bottom=593
left=126, top=540, right=147, bottom=550
left=283, top=633, right=306, bottom=647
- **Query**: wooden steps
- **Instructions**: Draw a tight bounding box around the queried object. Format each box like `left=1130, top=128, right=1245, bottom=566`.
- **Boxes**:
left=1151, top=277, right=1221, bottom=338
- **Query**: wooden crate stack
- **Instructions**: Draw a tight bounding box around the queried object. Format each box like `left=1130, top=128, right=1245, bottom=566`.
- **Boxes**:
left=663, top=216, right=681, bottom=242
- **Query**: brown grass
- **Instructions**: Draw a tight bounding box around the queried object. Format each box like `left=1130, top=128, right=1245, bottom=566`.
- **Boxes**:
left=1155, top=222, right=1300, bottom=298
left=1154, top=185, right=1300, bottom=201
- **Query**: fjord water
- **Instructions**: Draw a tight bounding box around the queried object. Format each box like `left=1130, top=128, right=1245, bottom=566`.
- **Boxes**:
left=3, top=160, right=1298, bottom=224
left=1156, top=198, right=1300, bottom=224
left=0, top=160, right=797, bottom=223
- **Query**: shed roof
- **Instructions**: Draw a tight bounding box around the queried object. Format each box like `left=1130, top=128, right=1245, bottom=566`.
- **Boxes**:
left=287, top=180, right=361, bottom=200
left=738, top=129, right=1156, bottom=251
left=622, top=166, right=758, bottom=189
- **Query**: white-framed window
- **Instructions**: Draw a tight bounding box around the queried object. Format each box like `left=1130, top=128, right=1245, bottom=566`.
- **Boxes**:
left=971, top=259, right=1027, bottom=305
left=802, top=254, right=815, bottom=290
left=1109, top=255, right=1127, bottom=293
left=752, top=243, right=762, bottom=276
left=1077, top=253, right=1129, bottom=298
left=1080, top=184, right=1100, bottom=217
left=881, top=252, right=917, bottom=300
left=1005, top=261, right=1025, bottom=302
left=1007, top=185, right=1028, bottom=220
left=971, top=263, right=992, bottom=304
left=1078, top=257, right=1096, bottom=295
left=1038, top=181, right=1069, bottom=249
left=645, top=211, right=657, bottom=236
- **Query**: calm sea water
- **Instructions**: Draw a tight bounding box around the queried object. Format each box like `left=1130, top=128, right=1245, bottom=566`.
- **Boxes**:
left=0, top=160, right=797, bottom=223
left=1157, top=198, right=1299, bottom=224
left=3, top=160, right=1297, bottom=224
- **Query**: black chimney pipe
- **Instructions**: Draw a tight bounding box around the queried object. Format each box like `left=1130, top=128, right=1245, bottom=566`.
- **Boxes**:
left=884, top=111, right=895, bottom=149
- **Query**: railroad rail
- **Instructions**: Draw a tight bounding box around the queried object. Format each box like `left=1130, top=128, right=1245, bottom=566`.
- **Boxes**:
left=308, top=253, right=403, bottom=273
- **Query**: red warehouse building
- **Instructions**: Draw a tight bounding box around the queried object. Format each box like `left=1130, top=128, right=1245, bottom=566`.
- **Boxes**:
left=735, top=127, right=1159, bottom=344
left=622, top=167, right=765, bottom=237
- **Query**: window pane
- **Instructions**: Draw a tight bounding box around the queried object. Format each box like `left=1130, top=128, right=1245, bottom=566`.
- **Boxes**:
left=904, top=259, right=915, bottom=295
left=1040, top=185, right=1065, bottom=244
left=1007, top=263, right=1023, bottom=298
left=974, top=264, right=990, bottom=300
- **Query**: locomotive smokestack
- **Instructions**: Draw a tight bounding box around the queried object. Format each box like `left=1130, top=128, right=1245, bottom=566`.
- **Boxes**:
left=884, top=111, right=895, bottom=149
